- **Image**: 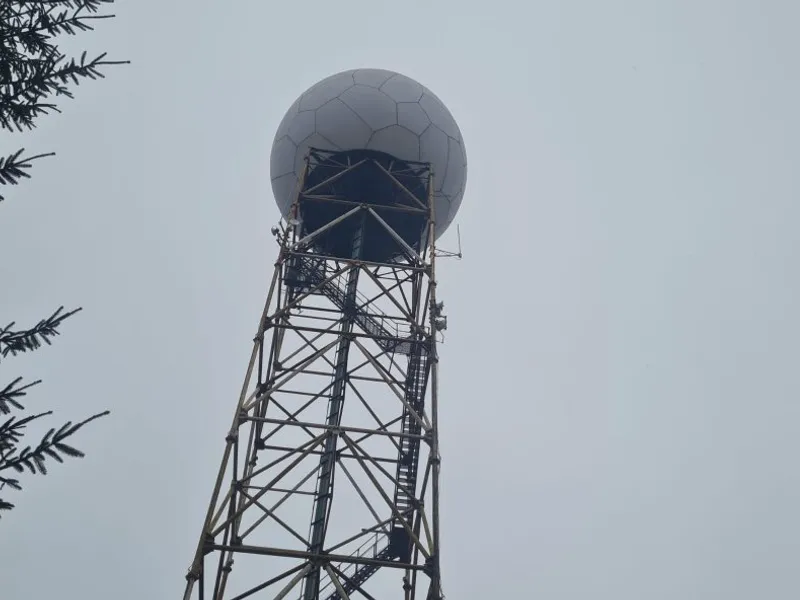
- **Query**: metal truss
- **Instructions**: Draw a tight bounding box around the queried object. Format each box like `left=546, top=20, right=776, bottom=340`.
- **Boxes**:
left=183, top=149, right=446, bottom=600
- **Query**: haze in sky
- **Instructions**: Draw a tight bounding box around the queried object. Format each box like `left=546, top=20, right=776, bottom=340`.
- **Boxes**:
left=1, top=1, right=799, bottom=598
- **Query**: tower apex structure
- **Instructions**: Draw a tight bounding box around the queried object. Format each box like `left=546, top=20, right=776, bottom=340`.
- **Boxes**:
left=270, top=68, right=467, bottom=261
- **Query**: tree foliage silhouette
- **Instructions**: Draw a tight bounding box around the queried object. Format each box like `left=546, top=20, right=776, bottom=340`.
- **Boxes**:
left=0, top=0, right=126, bottom=514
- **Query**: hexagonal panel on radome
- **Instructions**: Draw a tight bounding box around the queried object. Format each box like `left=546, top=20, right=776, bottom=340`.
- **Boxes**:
left=287, top=110, right=316, bottom=145
left=442, top=137, right=465, bottom=198
left=419, top=92, right=461, bottom=139
left=271, top=172, right=298, bottom=215
left=271, top=136, right=297, bottom=178
left=397, top=102, right=431, bottom=136
left=299, top=73, right=354, bottom=111
left=274, top=97, right=300, bottom=140
left=292, top=132, right=341, bottom=175
left=316, top=98, right=372, bottom=150
left=381, top=75, right=424, bottom=103
left=433, top=192, right=451, bottom=224
left=419, top=125, right=450, bottom=191
left=293, top=142, right=307, bottom=179
left=353, top=69, right=395, bottom=88
left=449, top=179, right=466, bottom=216
left=367, top=125, right=420, bottom=162
left=339, top=85, right=397, bottom=130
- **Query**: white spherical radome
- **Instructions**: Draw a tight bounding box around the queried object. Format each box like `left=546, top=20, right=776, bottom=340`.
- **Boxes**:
left=270, top=68, right=467, bottom=238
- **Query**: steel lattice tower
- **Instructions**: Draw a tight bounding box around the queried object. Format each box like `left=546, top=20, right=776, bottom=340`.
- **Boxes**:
left=182, top=69, right=467, bottom=600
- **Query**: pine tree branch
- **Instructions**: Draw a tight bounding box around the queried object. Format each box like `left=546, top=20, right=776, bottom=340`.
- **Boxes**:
left=1, top=52, right=129, bottom=132
left=0, top=412, right=53, bottom=499
left=0, top=0, right=117, bottom=517
left=0, top=411, right=52, bottom=458
left=0, top=410, right=109, bottom=476
left=0, top=306, right=82, bottom=360
left=0, top=148, right=54, bottom=200
left=3, top=12, right=114, bottom=42
left=0, top=2, right=117, bottom=75
left=0, top=0, right=125, bottom=202
left=0, top=377, right=41, bottom=414
left=0, top=409, right=109, bottom=515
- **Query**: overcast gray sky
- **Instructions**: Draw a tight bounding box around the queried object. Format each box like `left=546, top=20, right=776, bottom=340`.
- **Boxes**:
left=2, top=0, right=800, bottom=598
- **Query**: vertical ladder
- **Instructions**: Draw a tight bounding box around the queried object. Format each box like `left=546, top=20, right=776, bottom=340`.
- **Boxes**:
left=391, top=346, right=429, bottom=557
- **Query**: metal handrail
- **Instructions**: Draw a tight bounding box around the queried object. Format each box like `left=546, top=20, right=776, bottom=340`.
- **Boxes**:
left=292, top=256, right=415, bottom=348
left=317, top=531, right=385, bottom=596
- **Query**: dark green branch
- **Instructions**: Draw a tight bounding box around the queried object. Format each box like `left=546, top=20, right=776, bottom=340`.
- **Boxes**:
left=0, top=306, right=82, bottom=359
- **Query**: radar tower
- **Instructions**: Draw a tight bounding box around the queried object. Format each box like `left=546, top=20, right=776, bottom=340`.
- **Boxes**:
left=182, top=68, right=467, bottom=600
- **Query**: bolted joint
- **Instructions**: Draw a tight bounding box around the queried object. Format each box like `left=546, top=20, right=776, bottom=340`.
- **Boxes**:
left=423, top=555, right=437, bottom=577
left=308, top=553, right=327, bottom=567
left=202, top=532, right=215, bottom=556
